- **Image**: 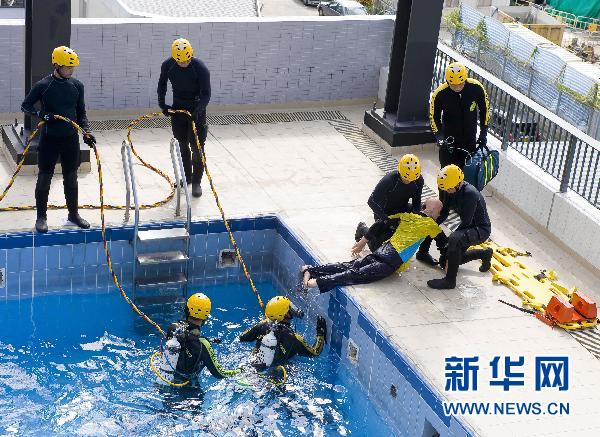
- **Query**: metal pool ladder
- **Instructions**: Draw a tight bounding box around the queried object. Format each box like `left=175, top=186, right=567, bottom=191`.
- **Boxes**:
left=121, top=138, right=192, bottom=303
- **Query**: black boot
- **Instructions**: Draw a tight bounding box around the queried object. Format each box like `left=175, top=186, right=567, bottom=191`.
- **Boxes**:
left=427, top=255, right=459, bottom=289
left=354, top=222, right=369, bottom=242
left=461, top=248, right=494, bottom=272
left=416, top=251, right=438, bottom=267
left=192, top=183, right=202, bottom=198
left=416, top=236, right=438, bottom=266
left=64, top=171, right=89, bottom=229
left=35, top=217, right=48, bottom=233
left=67, top=213, right=90, bottom=229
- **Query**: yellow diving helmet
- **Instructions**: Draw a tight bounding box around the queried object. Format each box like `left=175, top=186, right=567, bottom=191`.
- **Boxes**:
left=265, top=296, right=291, bottom=322
left=398, top=154, right=421, bottom=182
left=186, top=293, right=211, bottom=320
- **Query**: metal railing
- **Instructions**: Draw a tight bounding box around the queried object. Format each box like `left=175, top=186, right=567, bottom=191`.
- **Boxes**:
left=434, top=43, right=600, bottom=210
left=170, top=138, right=192, bottom=295
left=121, top=140, right=140, bottom=295
left=121, top=138, right=192, bottom=297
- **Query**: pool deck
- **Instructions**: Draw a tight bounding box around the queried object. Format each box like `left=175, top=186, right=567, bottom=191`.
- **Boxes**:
left=1, top=103, right=599, bottom=436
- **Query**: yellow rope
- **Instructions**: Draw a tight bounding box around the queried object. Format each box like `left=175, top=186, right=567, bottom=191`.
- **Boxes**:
left=149, top=351, right=190, bottom=387
left=0, top=111, right=264, bottom=309
left=187, top=111, right=265, bottom=309
left=0, top=115, right=175, bottom=212
left=0, top=112, right=269, bottom=386
left=0, top=115, right=168, bottom=336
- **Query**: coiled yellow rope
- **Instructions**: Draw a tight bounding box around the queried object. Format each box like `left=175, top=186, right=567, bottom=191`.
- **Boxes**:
left=0, top=116, right=175, bottom=212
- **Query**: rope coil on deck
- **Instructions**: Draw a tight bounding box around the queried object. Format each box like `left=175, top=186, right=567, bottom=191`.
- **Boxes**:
left=0, top=118, right=175, bottom=212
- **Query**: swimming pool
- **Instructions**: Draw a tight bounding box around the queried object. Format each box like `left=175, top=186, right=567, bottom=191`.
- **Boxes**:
left=0, top=215, right=471, bottom=436
left=0, top=281, right=395, bottom=436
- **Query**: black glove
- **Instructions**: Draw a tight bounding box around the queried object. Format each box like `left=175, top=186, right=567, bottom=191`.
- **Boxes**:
left=316, top=316, right=327, bottom=337
left=289, top=302, right=304, bottom=319
left=160, top=105, right=172, bottom=116
left=83, top=133, right=96, bottom=147
left=37, top=111, right=55, bottom=122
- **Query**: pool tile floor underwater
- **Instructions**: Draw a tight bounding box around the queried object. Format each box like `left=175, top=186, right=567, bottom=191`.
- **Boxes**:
left=0, top=103, right=599, bottom=436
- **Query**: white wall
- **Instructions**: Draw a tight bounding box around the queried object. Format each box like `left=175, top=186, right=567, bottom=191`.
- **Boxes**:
left=0, top=16, right=394, bottom=112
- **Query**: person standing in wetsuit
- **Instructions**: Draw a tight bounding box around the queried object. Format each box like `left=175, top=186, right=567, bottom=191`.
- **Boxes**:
left=158, top=38, right=211, bottom=198
left=21, top=46, right=96, bottom=233
left=420, top=165, right=494, bottom=290
left=239, top=296, right=327, bottom=367
left=164, top=293, right=239, bottom=386
left=429, top=62, right=489, bottom=169
left=354, top=154, right=424, bottom=254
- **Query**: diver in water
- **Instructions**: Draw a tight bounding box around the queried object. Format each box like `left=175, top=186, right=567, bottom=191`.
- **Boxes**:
left=156, top=293, right=239, bottom=386
left=239, top=296, right=327, bottom=370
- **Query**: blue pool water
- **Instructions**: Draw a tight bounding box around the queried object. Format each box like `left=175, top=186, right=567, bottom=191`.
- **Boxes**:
left=0, top=281, right=395, bottom=436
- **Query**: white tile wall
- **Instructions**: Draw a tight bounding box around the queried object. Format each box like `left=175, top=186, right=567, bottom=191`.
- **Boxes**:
left=0, top=17, right=394, bottom=112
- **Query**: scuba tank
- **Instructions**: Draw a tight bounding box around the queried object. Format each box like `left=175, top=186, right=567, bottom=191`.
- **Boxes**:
left=253, top=329, right=278, bottom=370
left=156, top=335, right=182, bottom=384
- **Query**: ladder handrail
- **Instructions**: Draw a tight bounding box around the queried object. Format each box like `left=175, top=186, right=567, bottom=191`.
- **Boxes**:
left=169, top=139, right=182, bottom=217
left=171, top=138, right=192, bottom=297
left=174, top=141, right=192, bottom=234
left=122, top=138, right=191, bottom=299
left=123, top=140, right=140, bottom=296
left=121, top=142, right=131, bottom=223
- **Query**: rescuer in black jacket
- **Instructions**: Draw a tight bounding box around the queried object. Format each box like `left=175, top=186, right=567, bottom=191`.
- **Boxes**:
left=430, top=62, right=489, bottom=169
left=158, top=38, right=211, bottom=198
left=353, top=154, right=424, bottom=254
left=419, top=165, right=493, bottom=290
left=21, top=46, right=96, bottom=234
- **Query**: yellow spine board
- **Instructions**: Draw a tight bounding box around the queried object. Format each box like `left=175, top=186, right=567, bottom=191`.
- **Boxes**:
left=475, top=242, right=597, bottom=331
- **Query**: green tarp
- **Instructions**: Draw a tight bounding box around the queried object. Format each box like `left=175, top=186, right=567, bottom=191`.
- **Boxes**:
left=546, top=0, right=600, bottom=19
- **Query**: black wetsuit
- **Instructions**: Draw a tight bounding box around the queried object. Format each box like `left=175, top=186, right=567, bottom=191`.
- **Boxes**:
left=309, top=243, right=403, bottom=293
left=157, top=58, right=211, bottom=185
left=362, top=171, right=423, bottom=251
left=314, top=212, right=441, bottom=293
left=420, top=182, right=492, bottom=278
left=167, top=321, right=238, bottom=384
left=430, top=78, right=489, bottom=168
left=239, top=320, right=325, bottom=366
left=21, top=74, right=90, bottom=219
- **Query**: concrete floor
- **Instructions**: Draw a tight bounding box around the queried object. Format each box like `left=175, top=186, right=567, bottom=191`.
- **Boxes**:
left=1, top=103, right=599, bottom=436
left=259, top=0, right=317, bottom=17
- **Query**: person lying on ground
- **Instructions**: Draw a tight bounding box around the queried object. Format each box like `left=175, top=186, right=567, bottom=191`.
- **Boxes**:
left=302, top=198, right=444, bottom=294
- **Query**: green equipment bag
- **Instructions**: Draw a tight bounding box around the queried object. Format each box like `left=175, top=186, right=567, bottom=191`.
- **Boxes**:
left=463, top=145, right=500, bottom=191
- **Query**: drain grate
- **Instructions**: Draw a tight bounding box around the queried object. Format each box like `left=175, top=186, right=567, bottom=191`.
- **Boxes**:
left=327, top=119, right=461, bottom=231
left=570, top=329, right=600, bottom=361
left=88, top=110, right=348, bottom=131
